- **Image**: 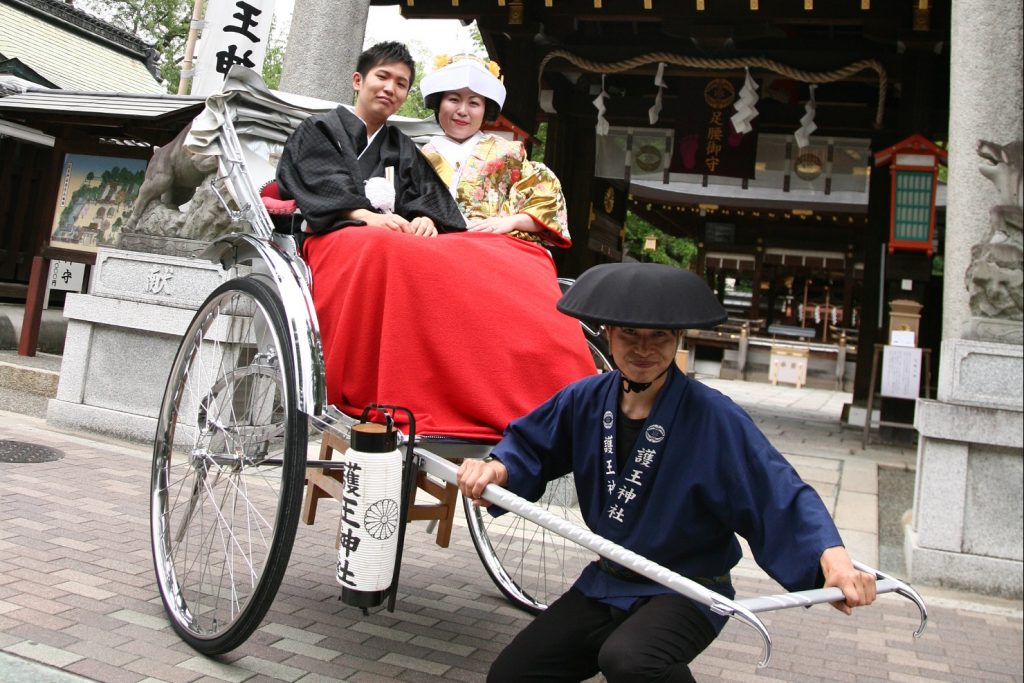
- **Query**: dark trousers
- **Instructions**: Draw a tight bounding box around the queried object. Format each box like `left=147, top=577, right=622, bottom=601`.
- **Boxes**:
left=488, top=588, right=717, bottom=683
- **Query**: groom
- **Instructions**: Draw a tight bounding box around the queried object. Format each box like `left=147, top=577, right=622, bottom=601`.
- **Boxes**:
left=276, top=41, right=464, bottom=237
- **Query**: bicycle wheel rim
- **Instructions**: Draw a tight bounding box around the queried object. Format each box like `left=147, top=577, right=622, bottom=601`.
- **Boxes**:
left=151, top=278, right=304, bottom=650
left=465, top=474, right=595, bottom=613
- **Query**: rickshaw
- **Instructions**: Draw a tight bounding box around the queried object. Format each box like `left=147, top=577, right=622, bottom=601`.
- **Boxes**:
left=149, top=67, right=927, bottom=665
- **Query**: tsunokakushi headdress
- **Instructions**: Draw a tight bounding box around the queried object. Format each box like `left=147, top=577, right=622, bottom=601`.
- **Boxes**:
left=421, top=53, right=507, bottom=110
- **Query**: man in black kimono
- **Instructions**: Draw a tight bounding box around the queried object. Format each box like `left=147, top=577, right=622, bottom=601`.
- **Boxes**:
left=276, top=41, right=465, bottom=236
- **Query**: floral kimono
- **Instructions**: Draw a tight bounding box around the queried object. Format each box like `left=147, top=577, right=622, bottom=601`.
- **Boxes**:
left=422, top=132, right=571, bottom=248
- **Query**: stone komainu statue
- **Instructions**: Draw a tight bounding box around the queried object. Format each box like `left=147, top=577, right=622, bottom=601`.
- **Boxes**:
left=119, top=124, right=234, bottom=252
left=965, top=139, right=1024, bottom=331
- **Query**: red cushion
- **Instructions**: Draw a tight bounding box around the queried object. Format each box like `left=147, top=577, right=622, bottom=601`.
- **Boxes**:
left=260, top=181, right=297, bottom=215
left=260, top=180, right=283, bottom=199
left=263, top=196, right=298, bottom=215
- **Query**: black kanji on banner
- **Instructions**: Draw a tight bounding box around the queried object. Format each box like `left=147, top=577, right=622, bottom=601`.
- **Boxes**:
left=668, top=77, right=759, bottom=179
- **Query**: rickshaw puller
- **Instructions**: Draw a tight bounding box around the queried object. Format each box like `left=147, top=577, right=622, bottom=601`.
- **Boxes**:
left=457, top=262, right=877, bottom=683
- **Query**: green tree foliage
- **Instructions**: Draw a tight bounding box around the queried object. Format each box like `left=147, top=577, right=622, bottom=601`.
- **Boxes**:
left=78, top=1, right=286, bottom=94
left=77, top=0, right=192, bottom=92
left=624, top=211, right=697, bottom=270
left=934, top=140, right=949, bottom=183
left=397, top=65, right=432, bottom=120
left=261, top=21, right=285, bottom=90
left=529, top=122, right=548, bottom=163
left=469, top=22, right=486, bottom=56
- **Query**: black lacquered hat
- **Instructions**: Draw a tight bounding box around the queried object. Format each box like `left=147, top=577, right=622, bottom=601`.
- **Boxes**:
left=557, top=262, right=727, bottom=330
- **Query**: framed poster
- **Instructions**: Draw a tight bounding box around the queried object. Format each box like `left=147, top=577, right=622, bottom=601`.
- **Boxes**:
left=49, top=154, right=148, bottom=253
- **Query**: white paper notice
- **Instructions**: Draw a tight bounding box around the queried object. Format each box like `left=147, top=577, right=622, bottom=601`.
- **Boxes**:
left=881, top=345, right=923, bottom=399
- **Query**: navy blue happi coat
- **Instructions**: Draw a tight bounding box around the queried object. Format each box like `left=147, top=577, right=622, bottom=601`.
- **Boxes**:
left=490, top=365, right=843, bottom=631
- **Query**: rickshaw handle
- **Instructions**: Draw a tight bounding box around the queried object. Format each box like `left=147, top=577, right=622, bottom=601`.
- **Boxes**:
left=734, top=560, right=928, bottom=637
left=413, top=447, right=930, bottom=667
left=413, top=448, right=776, bottom=666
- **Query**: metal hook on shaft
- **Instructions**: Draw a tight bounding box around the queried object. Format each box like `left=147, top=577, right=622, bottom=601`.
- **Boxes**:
left=852, top=559, right=928, bottom=637
left=711, top=596, right=774, bottom=667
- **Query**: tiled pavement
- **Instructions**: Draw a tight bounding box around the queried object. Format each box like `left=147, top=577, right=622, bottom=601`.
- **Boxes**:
left=1, top=380, right=1022, bottom=683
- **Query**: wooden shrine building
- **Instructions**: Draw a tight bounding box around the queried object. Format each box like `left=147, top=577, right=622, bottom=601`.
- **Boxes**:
left=374, top=0, right=951, bottom=401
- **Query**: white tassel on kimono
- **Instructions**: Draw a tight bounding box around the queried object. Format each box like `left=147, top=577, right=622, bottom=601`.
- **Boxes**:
left=365, top=176, right=396, bottom=214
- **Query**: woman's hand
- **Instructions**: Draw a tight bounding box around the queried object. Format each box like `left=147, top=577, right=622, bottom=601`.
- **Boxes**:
left=466, top=213, right=536, bottom=235
left=820, top=546, right=877, bottom=615
left=456, top=458, right=509, bottom=507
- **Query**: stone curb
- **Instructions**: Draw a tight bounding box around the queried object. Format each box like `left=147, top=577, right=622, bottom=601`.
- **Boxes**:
left=0, top=362, right=59, bottom=398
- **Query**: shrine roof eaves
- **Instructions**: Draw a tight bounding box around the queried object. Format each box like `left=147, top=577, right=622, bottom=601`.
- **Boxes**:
left=0, top=0, right=165, bottom=93
left=0, top=89, right=204, bottom=120
left=630, top=176, right=947, bottom=213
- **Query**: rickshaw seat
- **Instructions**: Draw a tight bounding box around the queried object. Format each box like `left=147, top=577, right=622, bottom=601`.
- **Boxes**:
left=259, top=180, right=303, bottom=235
left=259, top=180, right=297, bottom=215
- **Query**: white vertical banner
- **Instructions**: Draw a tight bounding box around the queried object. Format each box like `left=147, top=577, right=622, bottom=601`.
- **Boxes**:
left=191, top=0, right=276, bottom=96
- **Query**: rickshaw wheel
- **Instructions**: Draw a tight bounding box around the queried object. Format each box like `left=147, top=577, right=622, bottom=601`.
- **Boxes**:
left=464, top=473, right=595, bottom=614
left=151, top=277, right=306, bottom=654
left=463, top=331, right=613, bottom=613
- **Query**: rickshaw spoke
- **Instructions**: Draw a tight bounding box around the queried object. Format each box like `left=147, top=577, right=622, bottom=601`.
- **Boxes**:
left=152, top=278, right=305, bottom=653
left=466, top=472, right=592, bottom=613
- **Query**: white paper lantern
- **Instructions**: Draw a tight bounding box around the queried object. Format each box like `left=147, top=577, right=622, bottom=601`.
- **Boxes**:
left=337, top=423, right=403, bottom=609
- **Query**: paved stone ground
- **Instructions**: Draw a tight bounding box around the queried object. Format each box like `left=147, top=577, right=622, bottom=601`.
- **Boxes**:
left=0, top=381, right=1021, bottom=682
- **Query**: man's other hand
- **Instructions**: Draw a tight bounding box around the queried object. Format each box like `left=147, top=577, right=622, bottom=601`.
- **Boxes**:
left=407, top=216, right=438, bottom=237
left=820, top=546, right=877, bottom=615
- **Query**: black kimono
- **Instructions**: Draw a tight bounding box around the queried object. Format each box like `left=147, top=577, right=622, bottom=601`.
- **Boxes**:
left=276, top=105, right=465, bottom=233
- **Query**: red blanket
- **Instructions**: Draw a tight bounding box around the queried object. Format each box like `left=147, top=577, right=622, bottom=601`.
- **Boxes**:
left=304, top=227, right=597, bottom=442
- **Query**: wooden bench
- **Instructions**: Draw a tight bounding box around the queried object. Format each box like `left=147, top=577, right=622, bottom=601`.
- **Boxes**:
left=303, top=431, right=462, bottom=549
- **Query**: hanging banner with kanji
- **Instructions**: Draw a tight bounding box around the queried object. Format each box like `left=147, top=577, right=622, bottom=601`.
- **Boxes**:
left=667, top=77, right=759, bottom=179
left=192, top=0, right=276, bottom=96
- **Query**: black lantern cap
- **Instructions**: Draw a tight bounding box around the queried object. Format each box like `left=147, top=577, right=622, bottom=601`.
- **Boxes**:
left=350, top=422, right=398, bottom=453
left=557, top=262, right=727, bottom=330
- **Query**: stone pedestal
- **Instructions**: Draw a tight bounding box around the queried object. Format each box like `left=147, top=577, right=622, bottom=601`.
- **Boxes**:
left=905, top=0, right=1023, bottom=599
left=47, top=248, right=237, bottom=443
left=907, top=339, right=1023, bottom=597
